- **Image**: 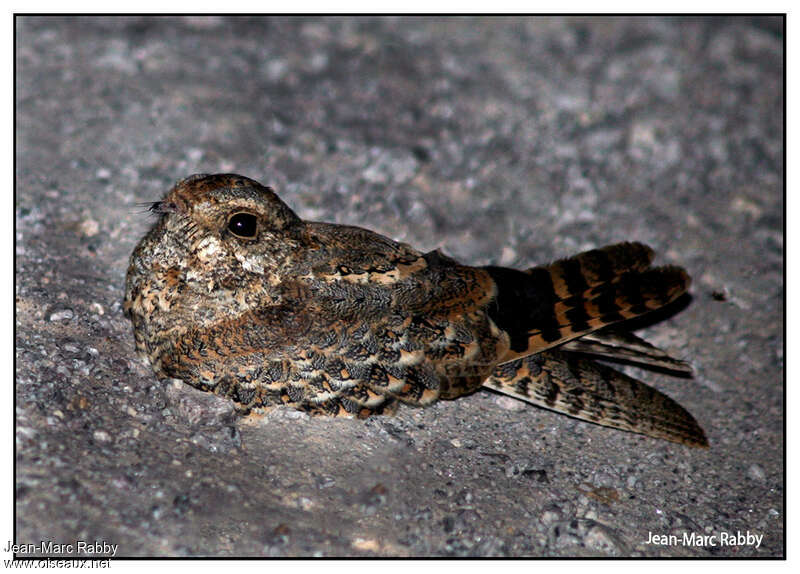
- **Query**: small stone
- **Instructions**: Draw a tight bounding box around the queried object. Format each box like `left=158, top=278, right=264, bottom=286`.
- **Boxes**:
left=583, top=522, right=625, bottom=555
left=315, top=475, right=336, bottom=489
left=92, top=430, right=111, bottom=443
left=78, top=217, right=100, bottom=237
left=351, top=538, right=381, bottom=552
left=276, top=408, right=309, bottom=420
left=541, top=508, right=561, bottom=526
left=165, top=381, right=236, bottom=427
left=48, top=309, right=74, bottom=322
left=455, top=490, right=473, bottom=504
left=96, top=168, right=111, bottom=180
left=494, top=395, right=526, bottom=411
left=731, top=196, right=763, bottom=218
left=747, top=463, right=766, bottom=481
left=593, top=472, right=616, bottom=488
left=309, top=52, right=328, bottom=72
left=362, top=164, right=387, bottom=185
left=505, top=461, right=534, bottom=478
left=266, top=59, right=288, bottom=81
left=187, top=148, right=204, bottom=162
left=499, top=245, right=517, bottom=265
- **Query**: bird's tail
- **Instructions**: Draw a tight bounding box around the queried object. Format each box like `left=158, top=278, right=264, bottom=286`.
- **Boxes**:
left=484, top=242, right=690, bottom=363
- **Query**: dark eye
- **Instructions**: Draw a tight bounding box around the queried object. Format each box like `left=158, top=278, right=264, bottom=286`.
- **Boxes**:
left=227, top=212, right=258, bottom=239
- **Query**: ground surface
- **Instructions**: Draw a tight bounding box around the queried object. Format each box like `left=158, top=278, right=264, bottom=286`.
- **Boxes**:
left=15, top=16, right=783, bottom=557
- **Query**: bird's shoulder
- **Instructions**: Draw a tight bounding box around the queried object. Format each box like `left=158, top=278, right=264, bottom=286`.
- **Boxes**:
left=301, top=221, right=448, bottom=284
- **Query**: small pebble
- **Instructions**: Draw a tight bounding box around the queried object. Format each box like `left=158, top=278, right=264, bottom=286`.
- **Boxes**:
left=747, top=463, right=766, bottom=481
left=48, top=309, right=74, bottom=322
left=351, top=538, right=380, bottom=552
left=78, top=217, right=100, bottom=237
left=584, top=523, right=624, bottom=555
left=187, top=148, right=204, bottom=162
left=499, top=246, right=517, bottom=265
left=92, top=430, right=111, bottom=443
left=593, top=472, right=616, bottom=488
left=494, top=395, right=526, bottom=411
left=541, top=509, right=561, bottom=525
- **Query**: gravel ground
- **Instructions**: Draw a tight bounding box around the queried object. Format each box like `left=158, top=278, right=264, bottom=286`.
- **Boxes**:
left=15, top=16, right=783, bottom=558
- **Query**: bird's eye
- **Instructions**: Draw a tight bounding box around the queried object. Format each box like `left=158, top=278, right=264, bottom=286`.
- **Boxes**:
left=227, top=212, right=258, bottom=239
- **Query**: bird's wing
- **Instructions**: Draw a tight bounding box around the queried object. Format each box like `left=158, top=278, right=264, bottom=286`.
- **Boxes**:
left=484, top=349, right=707, bottom=447
left=560, top=328, right=693, bottom=374
left=304, top=222, right=498, bottom=318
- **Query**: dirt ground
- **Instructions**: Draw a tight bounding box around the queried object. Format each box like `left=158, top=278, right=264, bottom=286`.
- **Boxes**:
left=15, top=16, right=783, bottom=557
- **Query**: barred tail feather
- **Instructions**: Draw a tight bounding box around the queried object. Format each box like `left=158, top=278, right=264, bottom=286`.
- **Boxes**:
left=485, top=243, right=690, bottom=362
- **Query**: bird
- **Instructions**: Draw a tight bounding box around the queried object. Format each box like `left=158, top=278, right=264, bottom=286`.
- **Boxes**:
left=124, top=173, right=707, bottom=447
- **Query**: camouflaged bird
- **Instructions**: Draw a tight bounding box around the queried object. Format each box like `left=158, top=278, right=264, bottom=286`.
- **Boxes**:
left=124, top=173, right=707, bottom=447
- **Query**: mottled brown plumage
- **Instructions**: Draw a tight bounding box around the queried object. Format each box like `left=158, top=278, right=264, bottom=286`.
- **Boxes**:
left=124, top=173, right=707, bottom=447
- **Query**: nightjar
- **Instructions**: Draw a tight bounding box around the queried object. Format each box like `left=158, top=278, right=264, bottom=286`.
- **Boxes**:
left=124, top=173, right=707, bottom=447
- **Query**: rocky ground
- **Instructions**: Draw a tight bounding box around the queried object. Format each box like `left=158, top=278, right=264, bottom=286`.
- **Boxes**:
left=15, top=16, right=783, bottom=557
